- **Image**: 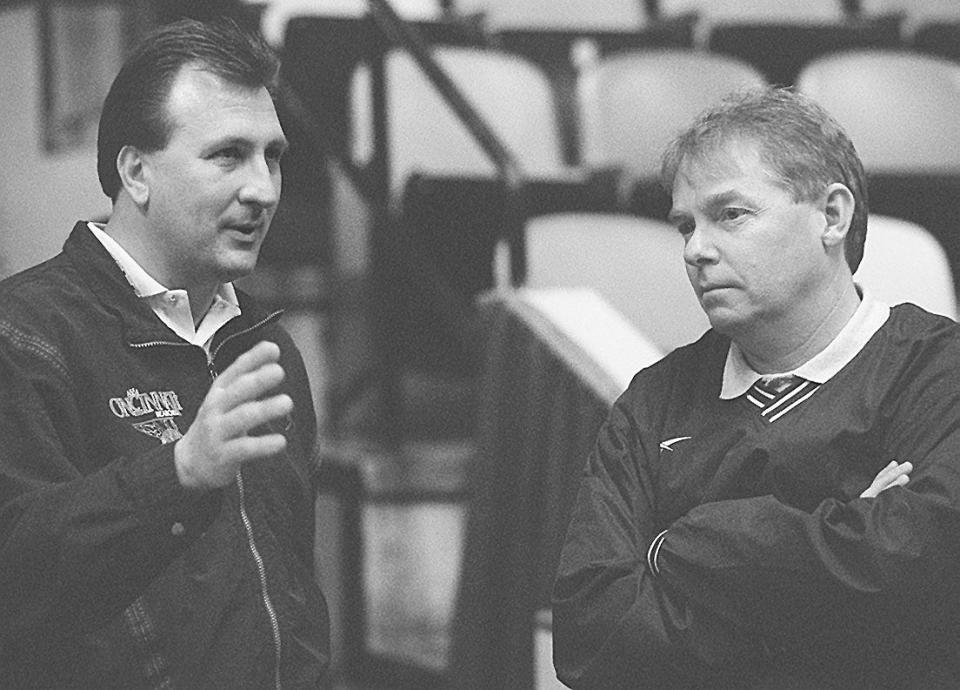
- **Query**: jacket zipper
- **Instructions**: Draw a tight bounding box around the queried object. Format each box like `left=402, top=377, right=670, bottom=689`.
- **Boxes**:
left=236, top=469, right=283, bottom=690
left=134, top=315, right=286, bottom=688
left=205, top=331, right=284, bottom=690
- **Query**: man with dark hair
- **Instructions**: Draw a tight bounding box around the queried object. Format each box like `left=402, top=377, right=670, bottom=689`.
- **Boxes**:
left=552, top=87, right=960, bottom=688
left=0, top=18, right=329, bottom=687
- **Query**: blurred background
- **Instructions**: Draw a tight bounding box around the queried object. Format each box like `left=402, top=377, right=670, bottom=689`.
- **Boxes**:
left=2, top=1, right=960, bottom=688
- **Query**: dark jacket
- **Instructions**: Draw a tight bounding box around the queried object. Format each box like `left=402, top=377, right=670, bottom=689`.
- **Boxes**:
left=554, top=306, right=960, bottom=689
left=0, top=223, right=329, bottom=688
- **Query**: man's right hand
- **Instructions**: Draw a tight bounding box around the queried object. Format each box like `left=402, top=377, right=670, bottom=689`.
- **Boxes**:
left=174, top=341, right=293, bottom=490
left=860, top=460, right=913, bottom=499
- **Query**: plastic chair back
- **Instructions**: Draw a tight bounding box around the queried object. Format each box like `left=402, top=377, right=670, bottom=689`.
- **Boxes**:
left=858, top=0, right=960, bottom=24
left=523, top=212, right=710, bottom=352
left=351, top=46, right=567, bottom=197
left=453, top=0, right=649, bottom=31
left=854, top=214, right=957, bottom=319
left=264, top=0, right=441, bottom=45
left=797, top=50, right=960, bottom=174
left=579, top=49, right=766, bottom=185
left=658, top=0, right=847, bottom=24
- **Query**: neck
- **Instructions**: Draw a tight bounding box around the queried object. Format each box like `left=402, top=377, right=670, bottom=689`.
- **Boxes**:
left=735, top=278, right=861, bottom=374
left=102, top=203, right=219, bottom=325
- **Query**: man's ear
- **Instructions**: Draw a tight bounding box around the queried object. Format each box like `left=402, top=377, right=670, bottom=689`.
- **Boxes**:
left=821, top=182, right=855, bottom=250
left=116, top=145, right=150, bottom=207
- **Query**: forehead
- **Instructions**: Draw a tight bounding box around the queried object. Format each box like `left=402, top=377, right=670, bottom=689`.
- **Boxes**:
left=672, top=141, right=781, bottom=201
left=164, top=66, right=283, bottom=143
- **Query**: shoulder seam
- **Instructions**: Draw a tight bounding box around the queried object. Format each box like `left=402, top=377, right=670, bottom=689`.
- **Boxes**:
left=0, top=320, right=72, bottom=384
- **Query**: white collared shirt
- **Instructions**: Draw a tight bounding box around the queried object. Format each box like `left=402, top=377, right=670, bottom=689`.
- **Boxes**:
left=88, top=222, right=241, bottom=352
left=720, top=289, right=891, bottom=400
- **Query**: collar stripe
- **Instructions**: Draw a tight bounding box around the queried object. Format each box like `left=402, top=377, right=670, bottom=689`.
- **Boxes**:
left=765, top=382, right=821, bottom=422
left=746, top=378, right=822, bottom=422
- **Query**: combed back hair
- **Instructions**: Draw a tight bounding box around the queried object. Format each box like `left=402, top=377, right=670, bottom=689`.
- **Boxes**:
left=97, top=17, right=280, bottom=200
left=660, top=86, right=869, bottom=272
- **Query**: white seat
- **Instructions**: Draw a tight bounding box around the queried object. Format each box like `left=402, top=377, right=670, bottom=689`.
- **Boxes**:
left=351, top=46, right=570, bottom=200
left=261, top=0, right=442, bottom=46
left=854, top=215, right=957, bottom=319
left=522, top=213, right=709, bottom=352
left=858, top=0, right=960, bottom=33
left=657, top=0, right=848, bottom=45
left=452, top=0, right=649, bottom=31
left=579, top=49, right=766, bottom=188
left=796, top=50, right=960, bottom=175
left=658, top=0, right=847, bottom=24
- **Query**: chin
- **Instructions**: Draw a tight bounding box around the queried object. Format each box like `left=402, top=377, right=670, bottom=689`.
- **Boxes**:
left=703, top=309, right=748, bottom=337
left=217, top=256, right=261, bottom=283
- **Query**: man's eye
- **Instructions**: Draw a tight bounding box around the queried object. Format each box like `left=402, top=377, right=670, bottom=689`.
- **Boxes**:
left=213, top=147, right=241, bottom=162
left=677, top=221, right=695, bottom=236
left=719, top=207, right=749, bottom=222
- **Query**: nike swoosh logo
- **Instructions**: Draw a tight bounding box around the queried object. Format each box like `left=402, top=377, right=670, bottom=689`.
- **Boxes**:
left=659, top=436, right=692, bottom=452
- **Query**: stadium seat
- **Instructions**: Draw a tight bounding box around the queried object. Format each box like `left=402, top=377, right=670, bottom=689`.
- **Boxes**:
left=350, top=46, right=593, bottom=376
left=452, top=0, right=649, bottom=31
left=798, top=50, right=960, bottom=288
left=857, top=0, right=960, bottom=28
left=797, top=50, right=960, bottom=174
left=351, top=46, right=569, bottom=197
left=262, top=0, right=443, bottom=46
left=850, top=3, right=960, bottom=123
left=855, top=215, right=958, bottom=319
left=657, top=0, right=902, bottom=85
left=577, top=49, right=766, bottom=210
left=521, top=212, right=709, bottom=352
left=657, top=0, right=848, bottom=26
left=657, top=0, right=850, bottom=47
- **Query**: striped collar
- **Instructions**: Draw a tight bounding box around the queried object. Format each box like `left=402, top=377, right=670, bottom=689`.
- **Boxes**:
left=720, top=289, right=890, bottom=400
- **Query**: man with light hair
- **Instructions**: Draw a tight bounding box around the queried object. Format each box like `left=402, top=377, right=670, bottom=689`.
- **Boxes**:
left=553, top=87, right=960, bottom=688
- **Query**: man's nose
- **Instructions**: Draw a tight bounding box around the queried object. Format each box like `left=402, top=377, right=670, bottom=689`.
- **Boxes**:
left=683, top=226, right=719, bottom=267
left=239, top=155, right=280, bottom=208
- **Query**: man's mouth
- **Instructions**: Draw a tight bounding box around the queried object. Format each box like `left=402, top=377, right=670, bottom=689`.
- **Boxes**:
left=227, top=221, right=261, bottom=237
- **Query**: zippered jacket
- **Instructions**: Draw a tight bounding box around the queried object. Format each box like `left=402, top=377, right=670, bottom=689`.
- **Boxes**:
left=0, top=223, right=329, bottom=688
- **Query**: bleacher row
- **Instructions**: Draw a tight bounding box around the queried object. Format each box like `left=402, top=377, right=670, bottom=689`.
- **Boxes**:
left=268, top=1, right=960, bottom=419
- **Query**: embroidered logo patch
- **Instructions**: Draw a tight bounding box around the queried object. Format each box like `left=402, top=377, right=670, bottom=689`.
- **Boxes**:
left=109, top=388, right=184, bottom=444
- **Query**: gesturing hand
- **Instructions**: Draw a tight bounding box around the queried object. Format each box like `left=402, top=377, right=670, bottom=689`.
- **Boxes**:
left=860, top=460, right=913, bottom=499
left=175, top=341, right=293, bottom=490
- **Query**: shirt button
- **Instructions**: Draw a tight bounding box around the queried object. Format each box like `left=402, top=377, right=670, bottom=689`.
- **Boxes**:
left=171, top=522, right=185, bottom=536
left=168, top=295, right=177, bottom=303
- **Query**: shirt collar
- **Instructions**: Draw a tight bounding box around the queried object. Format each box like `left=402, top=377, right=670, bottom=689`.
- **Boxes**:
left=87, top=222, right=240, bottom=348
left=720, top=288, right=891, bottom=399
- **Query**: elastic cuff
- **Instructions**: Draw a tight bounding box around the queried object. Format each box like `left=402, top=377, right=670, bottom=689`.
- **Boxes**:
left=646, top=528, right=669, bottom=577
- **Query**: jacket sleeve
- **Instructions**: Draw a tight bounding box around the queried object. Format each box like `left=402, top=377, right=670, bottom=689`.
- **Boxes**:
left=0, top=334, right=220, bottom=643
left=657, top=348, right=960, bottom=654
left=551, top=397, right=763, bottom=688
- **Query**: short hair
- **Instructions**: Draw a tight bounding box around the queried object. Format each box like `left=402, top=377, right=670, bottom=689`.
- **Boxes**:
left=97, top=18, right=280, bottom=201
left=660, top=86, right=869, bottom=272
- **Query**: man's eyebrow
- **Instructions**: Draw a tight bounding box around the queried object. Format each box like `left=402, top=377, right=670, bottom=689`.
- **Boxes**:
left=668, top=189, right=754, bottom=225
left=203, top=135, right=288, bottom=155
left=704, top=189, right=747, bottom=209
